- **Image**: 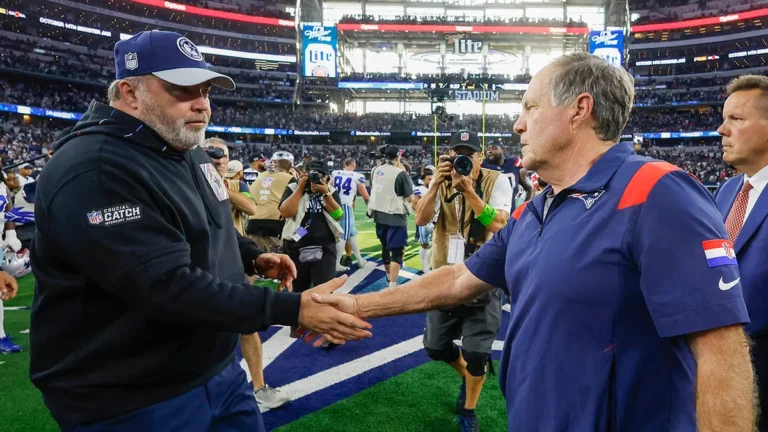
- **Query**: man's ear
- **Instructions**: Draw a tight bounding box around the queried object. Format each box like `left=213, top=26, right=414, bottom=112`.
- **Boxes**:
left=570, top=92, right=594, bottom=133
left=119, top=80, right=142, bottom=110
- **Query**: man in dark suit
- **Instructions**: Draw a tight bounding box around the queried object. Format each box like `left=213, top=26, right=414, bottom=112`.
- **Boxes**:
left=715, top=74, right=768, bottom=431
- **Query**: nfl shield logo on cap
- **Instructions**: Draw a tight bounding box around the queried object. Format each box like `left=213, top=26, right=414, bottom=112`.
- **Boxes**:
left=461, top=132, right=469, bottom=141
left=125, top=52, right=138, bottom=70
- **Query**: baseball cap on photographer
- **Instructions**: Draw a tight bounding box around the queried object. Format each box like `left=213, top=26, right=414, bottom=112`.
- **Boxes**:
left=382, top=145, right=400, bottom=159
left=449, top=130, right=482, bottom=152
left=114, top=31, right=236, bottom=90
left=225, top=160, right=244, bottom=178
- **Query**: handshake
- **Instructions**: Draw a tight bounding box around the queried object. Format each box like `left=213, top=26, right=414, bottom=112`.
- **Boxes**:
left=294, top=274, right=372, bottom=347
left=252, top=253, right=369, bottom=346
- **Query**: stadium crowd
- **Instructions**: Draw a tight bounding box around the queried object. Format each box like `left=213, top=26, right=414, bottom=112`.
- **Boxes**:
left=340, top=72, right=533, bottom=86
left=4, top=0, right=294, bottom=38
left=339, top=14, right=587, bottom=27
left=630, top=0, right=766, bottom=25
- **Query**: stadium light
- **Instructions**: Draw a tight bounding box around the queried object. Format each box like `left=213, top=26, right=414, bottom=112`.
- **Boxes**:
left=129, top=0, right=294, bottom=27
left=119, top=33, right=296, bottom=62
left=336, top=23, right=588, bottom=35
left=631, top=7, right=768, bottom=33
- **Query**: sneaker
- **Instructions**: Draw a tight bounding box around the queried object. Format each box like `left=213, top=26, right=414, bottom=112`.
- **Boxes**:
left=254, top=385, right=291, bottom=409
left=341, top=256, right=353, bottom=267
left=455, top=379, right=466, bottom=414
left=0, top=337, right=22, bottom=354
left=457, top=414, right=479, bottom=432
left=357, top=259, right=368, bottom=268
left=335, top=265, right=350, bottom=272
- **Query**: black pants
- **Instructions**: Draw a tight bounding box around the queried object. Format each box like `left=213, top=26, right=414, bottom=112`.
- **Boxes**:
left=288, top=245, right=337, bottom=293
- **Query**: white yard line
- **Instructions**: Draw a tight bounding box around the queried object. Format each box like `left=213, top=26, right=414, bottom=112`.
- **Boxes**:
left=261, top=335, right=424, bottom=413
left=240, top=262, right=382, bottom=381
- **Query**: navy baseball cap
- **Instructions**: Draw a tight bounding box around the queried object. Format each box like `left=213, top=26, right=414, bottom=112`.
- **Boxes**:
left=114, top=31, right=235, bottom=90
left=449, top=130, right=482, bottom=152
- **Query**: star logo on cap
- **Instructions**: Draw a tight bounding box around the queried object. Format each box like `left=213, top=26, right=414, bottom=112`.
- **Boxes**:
left=125, top=52, right=138, bottom=70
left=460, top=132, right=469, bottom=141
left=176, top=37, right=203, bottom=61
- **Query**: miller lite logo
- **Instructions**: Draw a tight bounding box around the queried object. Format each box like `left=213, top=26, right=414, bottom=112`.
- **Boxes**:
left=591, top=31, right=619, bottom=46
left=125, top=52, right=138, bottom=70
left=304, top=26, right=332, bottom=42
left=454, top=38, right=483, bottom=54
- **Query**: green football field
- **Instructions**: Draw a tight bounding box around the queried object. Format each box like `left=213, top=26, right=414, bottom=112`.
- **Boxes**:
left=0, top=205, right=507, bottom=431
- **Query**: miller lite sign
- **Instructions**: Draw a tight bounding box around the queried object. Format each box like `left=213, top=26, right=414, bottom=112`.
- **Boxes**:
left=589, top=30, right=624, bottom=67
left=454, top=38, right=483, bottom=54
left=302, top=25, right=338, bottom=78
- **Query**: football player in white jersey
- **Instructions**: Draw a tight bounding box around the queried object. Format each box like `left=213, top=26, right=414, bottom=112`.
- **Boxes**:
left=0, top=172, right=23, bottom=354
left=332, top=158, right=370, bottom=271
left=413, top=166, right=435, bottom=273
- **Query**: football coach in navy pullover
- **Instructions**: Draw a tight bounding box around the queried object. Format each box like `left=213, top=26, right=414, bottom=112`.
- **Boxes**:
left=312, top=53, right=756, bottom=431
left=29, top=31, right=371, bottom=431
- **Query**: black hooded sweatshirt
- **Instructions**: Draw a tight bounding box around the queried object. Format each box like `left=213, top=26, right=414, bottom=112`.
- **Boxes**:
left=29, top=102, right=302, bottom=427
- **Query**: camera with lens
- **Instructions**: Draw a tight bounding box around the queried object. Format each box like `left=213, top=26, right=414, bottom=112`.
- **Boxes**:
left=309, top=170, right=323, bottom=185
left=305, top=170, right=324, bottom=193
left=446, top=155, right=473, bottom=177
left=205, top=146, right=226, bottom=160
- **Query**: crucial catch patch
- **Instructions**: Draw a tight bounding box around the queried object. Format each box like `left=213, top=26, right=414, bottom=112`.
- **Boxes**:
left=87, top=203, right=142, bottom=227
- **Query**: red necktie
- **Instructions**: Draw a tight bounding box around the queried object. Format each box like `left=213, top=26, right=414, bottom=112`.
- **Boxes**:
left=725, top=180, right=754, bottom=241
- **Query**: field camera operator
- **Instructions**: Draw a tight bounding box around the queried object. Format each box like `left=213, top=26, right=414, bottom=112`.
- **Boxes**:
left=279, top=161, right=344, bottom=295
left=413, top=129, right=512, bottom=430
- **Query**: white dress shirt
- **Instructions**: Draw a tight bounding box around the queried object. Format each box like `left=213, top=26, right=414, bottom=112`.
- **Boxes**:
left=742, top=164, right=768, bottom=226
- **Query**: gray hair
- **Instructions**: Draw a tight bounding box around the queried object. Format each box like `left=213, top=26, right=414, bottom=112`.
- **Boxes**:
left=107, top=77, right=145, bottom=103
left=547, top=53, right=635, bottom=143
left=203, top=137, right=228, bottom=147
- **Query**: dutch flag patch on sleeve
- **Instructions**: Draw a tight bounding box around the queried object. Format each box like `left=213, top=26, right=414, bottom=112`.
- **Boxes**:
left=702, top=239, right=738, bottom=267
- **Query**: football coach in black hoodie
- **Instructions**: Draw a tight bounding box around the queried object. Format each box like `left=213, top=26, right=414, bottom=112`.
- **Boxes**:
left=29, top=31, right=372, bottom=432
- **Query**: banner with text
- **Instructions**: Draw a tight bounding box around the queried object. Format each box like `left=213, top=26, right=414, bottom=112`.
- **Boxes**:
left=589, top=30, right=624, bottom=67
left=302, top=25, right=338, bottom=78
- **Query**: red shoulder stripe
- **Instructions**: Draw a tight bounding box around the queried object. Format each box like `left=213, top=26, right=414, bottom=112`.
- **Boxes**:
left=617, top=162, right=680, bottom=210
left=512, top=202, right=528, bottom=220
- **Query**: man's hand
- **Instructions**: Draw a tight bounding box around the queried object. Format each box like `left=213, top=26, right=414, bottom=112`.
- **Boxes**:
left=434, top=155, right=452, bottom=187
left=311, top=181, right=330, bottom=195
left=297, top=275, right=372, bottom=347
left=451, top=170, right=474, bottom=194
left=297, top=174, right=309, bottom=192
left=3, top=230, right=21, bottom=252
left=0, top=271, right=18, bottom=301
left=254, top=253, right=297, bottom=292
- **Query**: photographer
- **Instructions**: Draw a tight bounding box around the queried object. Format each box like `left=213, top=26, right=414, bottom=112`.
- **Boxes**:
left=368, top=145, right=416, bottom=287
left=247, top=154, right=295, bottom=252
left=279, top=161, right=344, bottom=294
left=413, top=130, right=512, bottom=431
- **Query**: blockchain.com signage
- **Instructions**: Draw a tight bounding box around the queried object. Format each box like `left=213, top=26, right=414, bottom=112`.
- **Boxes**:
left=589, top=30, right=624, bottom=67
left=302, top=25, right=338, bottom=78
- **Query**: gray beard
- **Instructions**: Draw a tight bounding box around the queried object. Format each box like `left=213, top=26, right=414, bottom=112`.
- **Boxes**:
left=139, top=92, right=207, bottom=152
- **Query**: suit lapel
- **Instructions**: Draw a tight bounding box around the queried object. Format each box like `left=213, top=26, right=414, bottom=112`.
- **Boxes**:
left=736, top=183, right=768, bottom=253
left=719, top=175, right=743, bottom=221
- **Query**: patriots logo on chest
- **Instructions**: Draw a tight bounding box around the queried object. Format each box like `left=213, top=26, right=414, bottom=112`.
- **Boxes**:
left=569, top=190, right=605, bottom=210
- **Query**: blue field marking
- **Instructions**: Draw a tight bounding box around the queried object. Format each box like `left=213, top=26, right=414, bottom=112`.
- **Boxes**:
left=258, top=263, right=511, bottom=428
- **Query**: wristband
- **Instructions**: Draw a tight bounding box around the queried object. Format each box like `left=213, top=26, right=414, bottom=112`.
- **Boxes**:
left=329, top=208, right=343, bottom=219
left=475, top=204, right=497, bottom=227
